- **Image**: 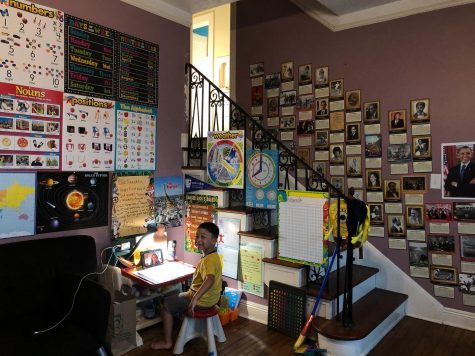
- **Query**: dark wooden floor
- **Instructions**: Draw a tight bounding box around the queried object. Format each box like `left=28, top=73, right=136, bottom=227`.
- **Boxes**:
left=125, top=316, right=475, bottom=355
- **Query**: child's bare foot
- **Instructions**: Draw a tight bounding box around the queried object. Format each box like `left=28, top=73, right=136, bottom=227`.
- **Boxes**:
left=151, top=340, right=173, bottom=350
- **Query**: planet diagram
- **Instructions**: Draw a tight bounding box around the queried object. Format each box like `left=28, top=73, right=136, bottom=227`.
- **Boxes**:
left=39, top=178, right=59, bottom=186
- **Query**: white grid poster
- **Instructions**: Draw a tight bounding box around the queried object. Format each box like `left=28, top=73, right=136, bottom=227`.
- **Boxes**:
left=278, top=194, right=325, bottom=264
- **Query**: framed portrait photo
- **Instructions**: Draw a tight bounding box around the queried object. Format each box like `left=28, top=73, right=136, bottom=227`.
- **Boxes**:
left=281, top=61, right=294, bottom=82
left=280, top=115, right=296, bottom=130
left=460, top=235, right=475, bottom=262
left=330, top=176, right=345, bottom=196
left=369, top=203, right=384, bottom=225
left=453, top=202, right=475, bottom=221
left=384, top=179, right=401, bottom=201
left=251, top=85, right=263, bottom=106
left=315, top=98, right=329, bottom=117
left=428, top=235, right=455, bottom=254
left=265, top=72, right=281, bottom=90
left=366, top=169, right=382, bottom=190
left=412, top=136, right=432, bottom=160
left=345, top=89, right=361, bottom=111
left=441, top=142, right=475, bottom=200
left=387, top=143, right=412, bottom=163
left=329, top=79, right=344, bottom=100
left=388, top=109, right=407, bottom=133
left=315, top=66, right=329, bottom=86
left=406, top=205, right=424, bottom=229
left=297, top=119, right=314, bottom=135
left=430, top=265, right=458, bottom=285
left=329, top=143, right=344, bottom=164
left=249, top=62, right=264, bottom=78
left=387, top=214, right=405, bottom=237
left=315, top=130, right=329, bottom=149
left=425, top=203, right=452, bottom=222
left=267, top=97, right=279, bottom=117
left=345, top=123, right=360, bottom=143
left=313, top=161, right=327, bottom=177
left=410, top=98, right=430, bottom=122
left=402, top=175, right=426, bottom=194
left=346, top=156, right=362, bottom=177
left=363, top=100, right=380, bottom=123
left=298, top=64, right=312, bottom=85
left=365, top=134, right=382, bottom=158
left=297, top=147, right=310, bottom=167
left=280, top=90, right=297, bottom=106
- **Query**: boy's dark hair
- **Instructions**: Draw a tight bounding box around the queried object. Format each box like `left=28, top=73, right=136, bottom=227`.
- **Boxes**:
left=198, top=221, right=219, bottom=239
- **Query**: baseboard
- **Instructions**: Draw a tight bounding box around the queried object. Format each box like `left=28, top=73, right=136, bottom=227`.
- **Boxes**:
left=238, top=299, right=268, bottom=325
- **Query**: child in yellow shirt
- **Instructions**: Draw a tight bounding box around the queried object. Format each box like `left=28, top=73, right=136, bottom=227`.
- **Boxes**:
left=151, top=222, right=222, bottom=350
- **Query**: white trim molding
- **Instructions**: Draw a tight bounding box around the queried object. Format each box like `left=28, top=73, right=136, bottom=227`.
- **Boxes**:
left=120, top=0, right=192, bottom=27
left=238, top=299, right=268, bottom=325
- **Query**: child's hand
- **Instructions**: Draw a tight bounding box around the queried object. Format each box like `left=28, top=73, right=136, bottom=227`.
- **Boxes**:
left=188, top=297, right=198, bottom=316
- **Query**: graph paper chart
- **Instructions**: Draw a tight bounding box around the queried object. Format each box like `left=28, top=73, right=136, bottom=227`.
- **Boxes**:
left=278, top=192, right=326, bottom=264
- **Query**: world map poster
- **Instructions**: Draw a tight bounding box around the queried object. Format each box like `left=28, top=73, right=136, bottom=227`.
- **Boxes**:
left=0, top=172, right=36, bottom=239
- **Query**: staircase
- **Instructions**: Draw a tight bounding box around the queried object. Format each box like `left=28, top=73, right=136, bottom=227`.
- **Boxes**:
left=182, top=63, right=408, bottom=355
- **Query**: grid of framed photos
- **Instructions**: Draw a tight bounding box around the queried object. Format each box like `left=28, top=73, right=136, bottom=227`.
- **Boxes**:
left=249, top=60, right=473, bottom=304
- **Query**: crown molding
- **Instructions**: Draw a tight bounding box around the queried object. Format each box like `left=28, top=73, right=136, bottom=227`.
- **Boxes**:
left=291, top=0, right=475, bottom=32
left=120, top=0, right=192, bottom=27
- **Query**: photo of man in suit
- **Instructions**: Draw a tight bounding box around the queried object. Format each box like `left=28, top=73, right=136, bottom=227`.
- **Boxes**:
left=444, top=145, right=475, bottom=198
left=390, top=111, right=405, bottom=131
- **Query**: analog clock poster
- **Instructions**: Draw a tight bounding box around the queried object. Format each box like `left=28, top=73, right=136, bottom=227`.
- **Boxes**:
left=207, top=130, right=244, bottom=189
left=246, top=149, right=278, bottom=209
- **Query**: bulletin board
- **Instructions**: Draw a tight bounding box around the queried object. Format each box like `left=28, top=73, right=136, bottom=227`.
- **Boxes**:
left=278, top=190, right=329, bottom=266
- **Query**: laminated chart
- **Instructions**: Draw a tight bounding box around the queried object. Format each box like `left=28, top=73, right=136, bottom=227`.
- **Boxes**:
left=65, top=15, right=115, bottom=99
left=278, top=191, right=327, bottom=265
left=0, top=0, right=64, bottom=90
left=0, top=82, right=61, bottom=170
left=115, top=102, right=156, bottom=171
left=62, top=94, right=115, bottom=171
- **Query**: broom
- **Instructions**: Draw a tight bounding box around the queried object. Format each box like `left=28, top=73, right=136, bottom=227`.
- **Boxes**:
left=293, top=243, right=340, bottom=351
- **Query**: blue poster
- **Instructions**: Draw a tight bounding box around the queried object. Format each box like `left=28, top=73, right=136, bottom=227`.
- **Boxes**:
left=154, top=176, right=183, bottom=227
left=245, top=149, right=278, bottom=209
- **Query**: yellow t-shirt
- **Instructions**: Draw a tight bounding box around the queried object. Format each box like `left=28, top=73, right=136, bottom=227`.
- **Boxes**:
left=188, top=252, right=222, bottom=307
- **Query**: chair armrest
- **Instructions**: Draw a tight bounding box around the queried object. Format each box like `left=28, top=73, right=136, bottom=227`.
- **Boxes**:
left=57, top=274, right=111, bottom=346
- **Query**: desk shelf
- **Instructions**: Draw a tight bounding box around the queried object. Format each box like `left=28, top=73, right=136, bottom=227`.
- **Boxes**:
left=136, top=291, right=162, bottom=304
left=136, top=316, right=162, bottom=331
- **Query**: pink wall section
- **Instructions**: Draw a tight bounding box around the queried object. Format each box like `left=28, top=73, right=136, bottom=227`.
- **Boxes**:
left=235, top=0, right=475, bottom=311
left=0, top=1, right=189, bottom=260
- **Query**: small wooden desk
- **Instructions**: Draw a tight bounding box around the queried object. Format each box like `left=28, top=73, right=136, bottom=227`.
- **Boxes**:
left=121, top=261, right=195, bottom=289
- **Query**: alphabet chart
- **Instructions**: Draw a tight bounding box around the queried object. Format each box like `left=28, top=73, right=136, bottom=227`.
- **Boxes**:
left=278, top=190, right=328, bottom=265
left=0, top=0, right=64, bottom=90
left=62, top=94, right=115, bottom=171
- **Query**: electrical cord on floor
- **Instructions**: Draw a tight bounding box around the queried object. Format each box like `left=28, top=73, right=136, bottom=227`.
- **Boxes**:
left=33, top=245, right=119, bottom=335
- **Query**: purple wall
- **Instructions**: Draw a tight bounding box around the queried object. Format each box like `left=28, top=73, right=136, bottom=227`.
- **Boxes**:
left=0, top=1, right=189, bottom=260
left=235, top=0, right=475, bottom=311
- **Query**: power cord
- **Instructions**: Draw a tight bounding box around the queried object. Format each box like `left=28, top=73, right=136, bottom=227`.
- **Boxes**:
left=33, top=245, right=119, bottom=335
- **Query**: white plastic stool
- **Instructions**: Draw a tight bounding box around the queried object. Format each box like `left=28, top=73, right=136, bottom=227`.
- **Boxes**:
left=173, top=307, right=226, bottom=355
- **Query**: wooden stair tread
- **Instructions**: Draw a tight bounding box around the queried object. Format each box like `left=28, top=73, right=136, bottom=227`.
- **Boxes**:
left=307, top=264, right=379, bottom=300
left=313, top=288, right=408, bottom=341
left=239, top=226, right=278, bottom=240
left=262, top=257, right=305, bottom=268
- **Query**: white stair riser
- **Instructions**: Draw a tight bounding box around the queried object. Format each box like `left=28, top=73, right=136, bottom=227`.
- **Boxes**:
left=306, top=275, right=376, bottom=319
left=317, top=301, right=406, bottom=356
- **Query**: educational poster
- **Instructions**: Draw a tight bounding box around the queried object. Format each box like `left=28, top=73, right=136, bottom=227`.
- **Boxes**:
left=0, top=1, right=64, bottom=90
left=185, top=193, right=218, bottom=253
left=278, top=190, right=329, bottom=266
left=238, top=242, right=264, bottom=297
left=217, top=216, right=240, bottom=279
left=207, top=130, right=244, bottom=189
left=0, top=82, right=61, bottom=169
left=115, top=102, right=157, bottom=171
left=111, top=173, right=154, bottom=239
left=61, top=94, right=115, bottom=171
left=246, top=149, right=278, bottom=209
left=0, top=172, right=35, bottom=239
left=154, top=175, right=183, bottom=228
left=36, top=171, right=108, bottom=234
left=65, top=15, right=115, bottom=99
left=116, top=32, right=159, bottom=106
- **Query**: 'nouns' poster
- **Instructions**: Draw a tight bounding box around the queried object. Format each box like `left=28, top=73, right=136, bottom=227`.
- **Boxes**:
left=207, top=130, right=244, bottom=189
left=62, top=94, right=115, bottom=171
left=36, top=171, right=109, bottom=234
left=0, top=0, right=64, bottom=90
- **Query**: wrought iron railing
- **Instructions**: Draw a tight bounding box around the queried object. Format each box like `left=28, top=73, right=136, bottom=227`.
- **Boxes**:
left=185, top=62, right=357, bottom=326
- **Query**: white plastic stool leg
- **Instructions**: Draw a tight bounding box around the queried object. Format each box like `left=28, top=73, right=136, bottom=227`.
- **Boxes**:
left=211, top=315, right=226, bottom=343
left=205, top=317, right=218, bottom=356
left=174, top=317, right=201, bottom=354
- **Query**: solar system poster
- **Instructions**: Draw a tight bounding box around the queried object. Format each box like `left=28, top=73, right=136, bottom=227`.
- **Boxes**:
left=0, top=82, right=62, bottom=170
left=0, top=0, right=64, bottom=91
left=36, top=171, right=109, bottom=234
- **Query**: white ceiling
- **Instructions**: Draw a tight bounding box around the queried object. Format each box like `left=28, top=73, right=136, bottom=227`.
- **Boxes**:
left=121, top=0, right=475, bottom=31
